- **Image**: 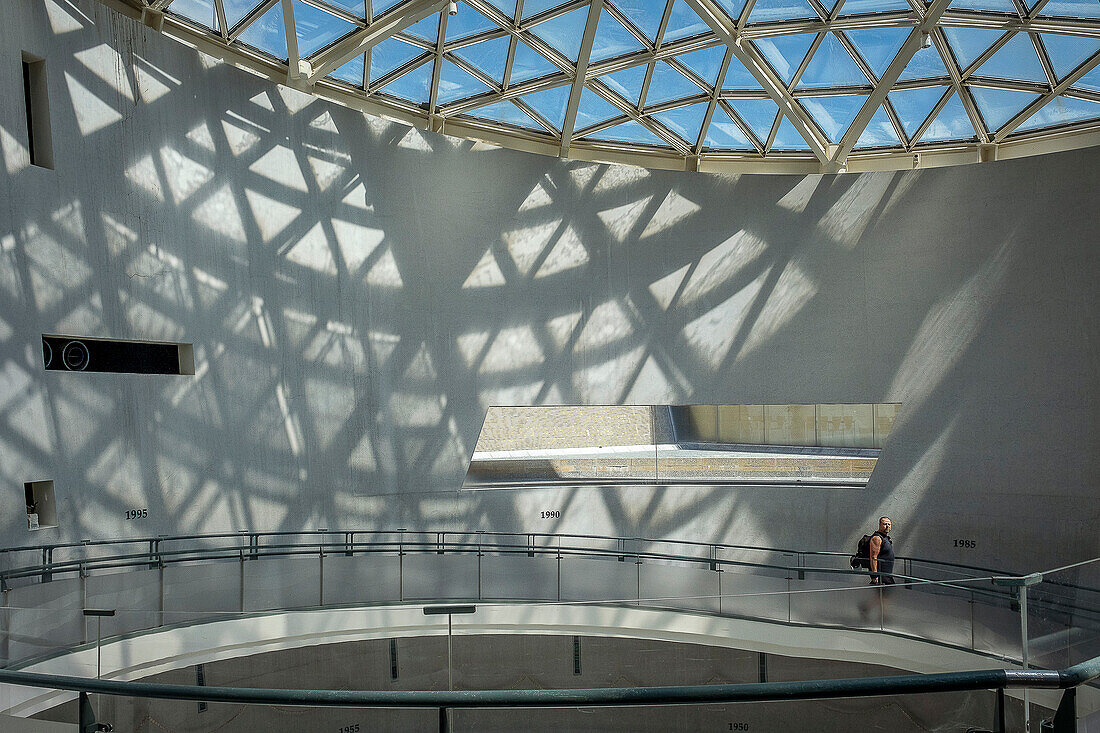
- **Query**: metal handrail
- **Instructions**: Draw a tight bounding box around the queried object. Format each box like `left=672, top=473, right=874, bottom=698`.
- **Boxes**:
left=0, top=654, right=1096, bottom=707
left=2, top=532, right=1097, bottom=621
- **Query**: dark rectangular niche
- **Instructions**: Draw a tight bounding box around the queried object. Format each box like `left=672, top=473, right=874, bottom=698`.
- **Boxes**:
left=42, top=335, right=195, bottom=375
left=25, top=480, right=57, bottom=530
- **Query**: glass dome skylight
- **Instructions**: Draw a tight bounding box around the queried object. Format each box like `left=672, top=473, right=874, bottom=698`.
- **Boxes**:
left=158, top=0, right=1100, bottom=170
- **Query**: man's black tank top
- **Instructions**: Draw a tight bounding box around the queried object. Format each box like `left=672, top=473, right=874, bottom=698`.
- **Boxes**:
left=874, top=531, right=894, bottom=571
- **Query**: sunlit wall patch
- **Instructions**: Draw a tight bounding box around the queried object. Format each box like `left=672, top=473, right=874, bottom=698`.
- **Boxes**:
left=42, top=334, right=195, bottom=375
left=462, top=403, right=900, bottom=489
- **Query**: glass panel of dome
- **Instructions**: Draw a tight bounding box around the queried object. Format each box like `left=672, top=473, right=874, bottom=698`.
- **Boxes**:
left=853, top=105, right=901, bottom=148
left=330, top=53, right=364, bottom=86
left=703, top=105, right=754, bottom=148
left=454, top=35, right=511, bottom=85
left=379, top=59, right=433, bottom=102
left=484, top=0, right=518, bottom=19
left=651, top=101, right=710, bottom=143
left=522, top=0, right=573, bottom=19
left=575, top=88, right=624, bottom=129
left=715, top=0, right=749, bottom=22
left=599, top=63, right=649, bottom=104
left=746, top=0, right=818, bottom=24
left=970, top=87, right=1041, bottom=131
left=898, top=44, right=949, bottom=81
left=518, top=84, right=572, bottom=127
left=224, top=0, right=264, bottom=29
left=445, top=5, right=498, bottom=41
left=645, top=62, right=705, bottom=106
left=1040, top=34, right=1100, bottom=82
left=796, top=33, right=869, bottom=89
left=437, top=60, right=494, bottom=104
left=801, top=94, right=867, bottom=142
left=1017, top=94, right=1100, bottom=130
left=530, top=7, right=589, bottom=62
left=1075, top=64, right=1100, bottom=92
left=590, top=9, right=647, bottom=63
left=325, top=0, right=366, bottom=17
left=611, top=0, right=667, bottom=43
left=728, top=98, right=780, bottom=141
left=843, top=27, right=910, bottom=80
left=771, top=115, right=811, bottom=149
left=374, top=0, right=403, bottom=16
left=170, top=0, right=218, bottom=30
left=676, top=46, right=727, bottom=88
left=511, top=41, right=560, bottom=82
left=465, top=100, right=545, bottom=129
left=663, top=0, right=710, bottom=43
left=294, top=1, right=358, bottom=58
left=975, top=33, right=1047, bottom=83
left=835, top=0, right=910, bottom=14
left=237, top=2, right=288, bottom=59
left=888, top=85, right=947, bottom=138
left=371, top=38, right=427, bottom=81
left=753, top=34, right=816, bottom=85
left=949, top=0, right=1017, bottom=13
left=919, top=93, right=975, bottom=141
left=586, top=119, right=669, bottom=144
left=1037, top=0, right=1100, bottom=18
left=942, top=27, right=1005, bottom=70
left=403, top=13, right=441, bottom=42
left=722, top=55, right=761, bottom=89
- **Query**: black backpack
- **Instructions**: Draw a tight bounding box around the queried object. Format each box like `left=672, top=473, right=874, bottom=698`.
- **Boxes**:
left=850, top=534, right=873, bottom=569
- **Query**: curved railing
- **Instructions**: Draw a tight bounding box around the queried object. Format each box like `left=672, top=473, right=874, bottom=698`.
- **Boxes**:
left=1, top=651, right=1098, bottom=733
left=1, top=530, right=1097, bottom=675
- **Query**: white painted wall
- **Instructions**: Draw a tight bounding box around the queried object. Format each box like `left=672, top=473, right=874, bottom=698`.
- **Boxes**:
left=0, top=0, right=1097, bottom=578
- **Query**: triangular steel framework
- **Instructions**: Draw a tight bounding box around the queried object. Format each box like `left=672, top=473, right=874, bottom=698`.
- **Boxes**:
left=127, top=0, right=1100, bottom=171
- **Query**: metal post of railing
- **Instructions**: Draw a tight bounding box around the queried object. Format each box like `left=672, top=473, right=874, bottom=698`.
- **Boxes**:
left=994, top=687, right=1006, bottom=733
left=993, top=572, right=1043, bottom=733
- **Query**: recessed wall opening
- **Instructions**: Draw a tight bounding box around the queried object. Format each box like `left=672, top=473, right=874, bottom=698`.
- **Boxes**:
left=463, top=404, right=900, bottom=489
left=42, top=335, right=195, bottom=375
left=21, top=52, right=53, bottom=169
left=24, top=480, right=57, bottom=530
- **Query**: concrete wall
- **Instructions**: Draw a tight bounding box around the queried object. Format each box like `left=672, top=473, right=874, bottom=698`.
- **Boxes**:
left=0, top=0, right=1097, bottom=577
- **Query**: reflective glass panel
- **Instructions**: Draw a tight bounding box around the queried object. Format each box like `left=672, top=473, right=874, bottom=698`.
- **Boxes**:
left=754, top=34, right=816, bottom=85
left=651, top=101, right=710, bottom=142
left=975, top=33, right=1048, bottom=83
left=797, top=33, right=869, bottom=88
left=590, top=9, right=647, bottom=63
left=530, top=7, right=590, bottom=61
left=1017, top=95, right=1100, bottom=130
left=920, top=93, right=975, bottom=141
left=771, top=115, right=811, bottom=149
left=466, top=100, right=545, bottom=128
left=854, top=105, right=901, bottom=147
left=801, top=94, right=868, bottom=142
left=646, top=62, right=705, bottom=106
left=237, top=2, right=288, bottom=59
left=888, top=85, right=947, bottom=138
left=970, top=87, right=1042, bottom=131
left=511, top=41, right=560, bottom=83
left=437, top=60, right=493, bottom=104
left=728, top=98, right=779, bottom=141
left=1040, top=33, right=1100, bottom=81
left=371, top=38, right=426, bottom=81
left=703, top=105, right=754, bottom=148
left=518, top=84, right=572, bottom=127
left=586, top=119, right=668, bottom=144
left=575, top=88, right=624, bottom=129
left=844, top=26, right=910, bottom=80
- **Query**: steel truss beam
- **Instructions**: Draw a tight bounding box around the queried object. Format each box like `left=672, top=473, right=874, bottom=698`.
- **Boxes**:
left=685, top=0, right=830, bottom=163
left=827, top=0, right=953, bottom=170
left=306, top=0, right=449, bottom=83
left=560, top=0, right=604, bottom=156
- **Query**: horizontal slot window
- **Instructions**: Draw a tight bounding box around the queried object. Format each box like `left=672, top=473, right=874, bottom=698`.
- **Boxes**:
left=464, top=404, right=900, bottom=489
left=42, top=335, right=195, bottom=375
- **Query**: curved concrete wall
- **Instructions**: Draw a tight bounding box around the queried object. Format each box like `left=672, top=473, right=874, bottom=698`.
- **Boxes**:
left=0, top=1, right=1097, bottom=576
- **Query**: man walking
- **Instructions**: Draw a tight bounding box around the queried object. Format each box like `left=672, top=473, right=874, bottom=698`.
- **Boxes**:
left=868, top=516, right=894, bottom=585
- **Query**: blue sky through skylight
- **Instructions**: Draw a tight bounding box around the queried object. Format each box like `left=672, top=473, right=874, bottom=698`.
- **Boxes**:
left=168, top=0, right=1100, bottom=159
